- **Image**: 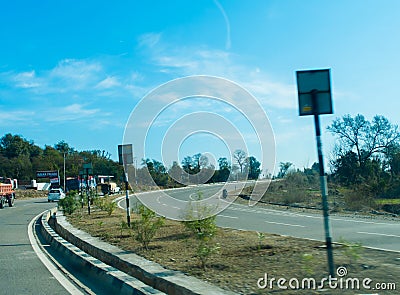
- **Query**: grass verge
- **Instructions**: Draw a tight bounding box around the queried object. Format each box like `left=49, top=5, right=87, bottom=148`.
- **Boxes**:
left=66, top=206, right=400, bottom=295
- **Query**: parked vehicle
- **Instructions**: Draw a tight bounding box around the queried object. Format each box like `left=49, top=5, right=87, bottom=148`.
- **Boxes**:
left=0, top=177, right=16, bottom=209
left=47, top=188, right=65, bottom=202
left=100, top=182, right=120, bottom=195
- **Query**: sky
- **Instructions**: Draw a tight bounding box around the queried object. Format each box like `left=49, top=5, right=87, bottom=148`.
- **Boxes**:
left=1, top=0, right=400, bottom=175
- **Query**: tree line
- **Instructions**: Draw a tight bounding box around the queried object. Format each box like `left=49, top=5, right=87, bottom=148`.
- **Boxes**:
left=0, top=134, right=124, bottom=184
left=0, top=133, right=262, bottom=188
left=2, top=113, right=399, bottom=199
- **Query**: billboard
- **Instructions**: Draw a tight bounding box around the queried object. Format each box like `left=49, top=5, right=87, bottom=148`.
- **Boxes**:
left=36, top=170, right=59, bottom=179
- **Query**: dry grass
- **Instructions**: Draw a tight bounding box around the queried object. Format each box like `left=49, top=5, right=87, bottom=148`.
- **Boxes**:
left=16, top=189, right=47, bottom=199
left=67, top=206, right=400, bottom=294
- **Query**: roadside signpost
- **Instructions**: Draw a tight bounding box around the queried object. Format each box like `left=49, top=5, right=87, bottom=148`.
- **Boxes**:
left=296, top=68, right=335, bottom=277
left=83, top=163, right=93, bottom=215
left=118, top=144, right=133, bottom=227
left=79, top=170, right=84, bottom=208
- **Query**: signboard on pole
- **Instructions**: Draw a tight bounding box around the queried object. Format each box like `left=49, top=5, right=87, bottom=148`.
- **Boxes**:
left=118, top=144, right=133, bottom=165
left=296, top=69, right=333, bottom=116
left=36, top=170, right=59, bottom=179
left=296, top=67, right=335, bottom=277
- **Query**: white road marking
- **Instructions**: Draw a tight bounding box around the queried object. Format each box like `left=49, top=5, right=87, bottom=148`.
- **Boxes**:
left=330, top=218, right=399, bottom=226
left=218, top=214, right=238, bottom=219
left=357, top=231, right=400, bottom=238
left=265, top=221, right=306, bottom=228
left=28, top=211, right=85, bottom=294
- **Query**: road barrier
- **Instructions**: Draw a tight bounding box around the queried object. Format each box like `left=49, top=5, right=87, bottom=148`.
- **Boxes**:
left=43, top=208, right=234, bottom=295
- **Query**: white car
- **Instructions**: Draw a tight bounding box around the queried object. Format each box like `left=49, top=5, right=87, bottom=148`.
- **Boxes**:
left=47, top=188, right=65, bottom=202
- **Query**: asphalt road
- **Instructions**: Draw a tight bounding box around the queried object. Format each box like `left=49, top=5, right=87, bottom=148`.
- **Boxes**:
left=0, top=198, right=70, bottom=294
left=120, top=183, right=400, bottom=252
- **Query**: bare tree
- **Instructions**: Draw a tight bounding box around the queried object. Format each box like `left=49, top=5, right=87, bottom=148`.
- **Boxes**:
left=233, top=149, right=247, bottom=174
left=327, top=114, right=400, bottom=168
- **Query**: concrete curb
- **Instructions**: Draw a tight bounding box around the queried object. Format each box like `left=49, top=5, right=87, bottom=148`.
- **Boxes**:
left=51, top=210, right=235, bottom=295
left=40, top=209, right=165, bottom=295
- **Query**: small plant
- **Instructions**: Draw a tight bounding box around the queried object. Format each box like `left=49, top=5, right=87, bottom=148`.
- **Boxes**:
left=301, top=253, right=315, bottom=276
left=339, top=237, right=364, bottom=265
left=94, top=196, right=117, bottom=216
left=59, top=192, right=79, bottom=215
left=257, top=232, right=265, bottom=251
left=119, top=220, right=129, bottom=237
left=132, top=204, right=164, bottom=250
left=182, top=192, right=219, bottom=270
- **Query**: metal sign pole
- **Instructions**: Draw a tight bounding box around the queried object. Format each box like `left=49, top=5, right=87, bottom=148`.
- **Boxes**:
left=311, top=90, right=335, bottom=277
left=86, top=169, right=90, bottom=215
left=118, top=144, right=133, bottom=228
left=125, top=171, right=131, bottom=227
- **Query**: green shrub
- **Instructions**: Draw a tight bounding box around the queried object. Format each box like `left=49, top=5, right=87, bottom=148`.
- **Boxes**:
left=257, top=232, right=266, bottom=251
left=94, top=196, right=117, bottom=216
left=132, top=204, right=164, bottom=250
left=301, top=253, right=315, bottom=276
left=182, top=192, right=219, bottom=270
left=339, top=237, right=364, bottom=265
left=344, top=186, right=376, bottom=211
left=59, top=192, right=79, bottom=215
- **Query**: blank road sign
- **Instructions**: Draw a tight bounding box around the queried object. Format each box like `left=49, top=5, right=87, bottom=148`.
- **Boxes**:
left=118, top=144, right=133, bottom=165
left=296, top=69, right=333, bottom=116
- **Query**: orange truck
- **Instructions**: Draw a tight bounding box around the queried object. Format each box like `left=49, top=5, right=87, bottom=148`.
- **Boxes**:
left=0, top=178, right=16, bottom=209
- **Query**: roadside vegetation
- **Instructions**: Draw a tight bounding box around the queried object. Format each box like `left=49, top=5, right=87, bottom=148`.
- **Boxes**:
left=66, top=204, right=399, bottom=294
left=182, top=192, right=219, bottom=270
left=242, top=114, right=400, bottom=216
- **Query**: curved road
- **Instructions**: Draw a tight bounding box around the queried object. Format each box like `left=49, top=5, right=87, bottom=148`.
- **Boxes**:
left=119, top=183, right=400, bottom=252
left=0, top=198, right=72, bottom=294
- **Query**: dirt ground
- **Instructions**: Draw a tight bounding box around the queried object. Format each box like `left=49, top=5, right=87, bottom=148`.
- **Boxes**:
left=66, top=205, right=400, bottom=295
left=15, top=189, right=48, bottom=199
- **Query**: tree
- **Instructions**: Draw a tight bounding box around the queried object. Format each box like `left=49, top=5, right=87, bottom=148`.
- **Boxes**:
left=328, top=114, right=400, bottom=169
left=246, top=156, right=261, bottom=180
left=54, top=140, right=71, bottom=154
left=182, top=156, right=193, bottom=174
left=277, top=162, right=293, bottom=178
left=215, top=157, right=230, bottom=182
left=142, top=159, right=168, bottom=186
left=233, top=149, right=246, bottom=174
left=0, top=133, right=31, bottom=159
left=168, top=161, right=183, bottom=186
left=328, top=114, right=400, bottom=188
left=331, top=151, right=360, bottom=185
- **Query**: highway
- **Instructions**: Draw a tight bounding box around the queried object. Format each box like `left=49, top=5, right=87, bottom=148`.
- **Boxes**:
left=0, top=198, right=79, bottom=294
left=120, top=183, right=400, bottom=252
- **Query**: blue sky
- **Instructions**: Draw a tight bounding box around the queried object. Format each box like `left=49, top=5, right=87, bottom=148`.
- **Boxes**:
left=1, top=0, right=400, bottom=174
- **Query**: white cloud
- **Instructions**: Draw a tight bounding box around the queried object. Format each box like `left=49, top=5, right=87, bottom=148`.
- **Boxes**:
left=138, top=33, right=162, bottom=48
left=14, top=70, right=41, bottom=88
left=242, top=79, right=297, bottom=110
left=45, top=103, right=100, bottom=122
left=96, top=76, right=121, bottom=89
left=138, top=34, right=296, bottom=110
left=49, top=59, right=103, bottom=90
left=0, top=109, right=36, bottom=125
